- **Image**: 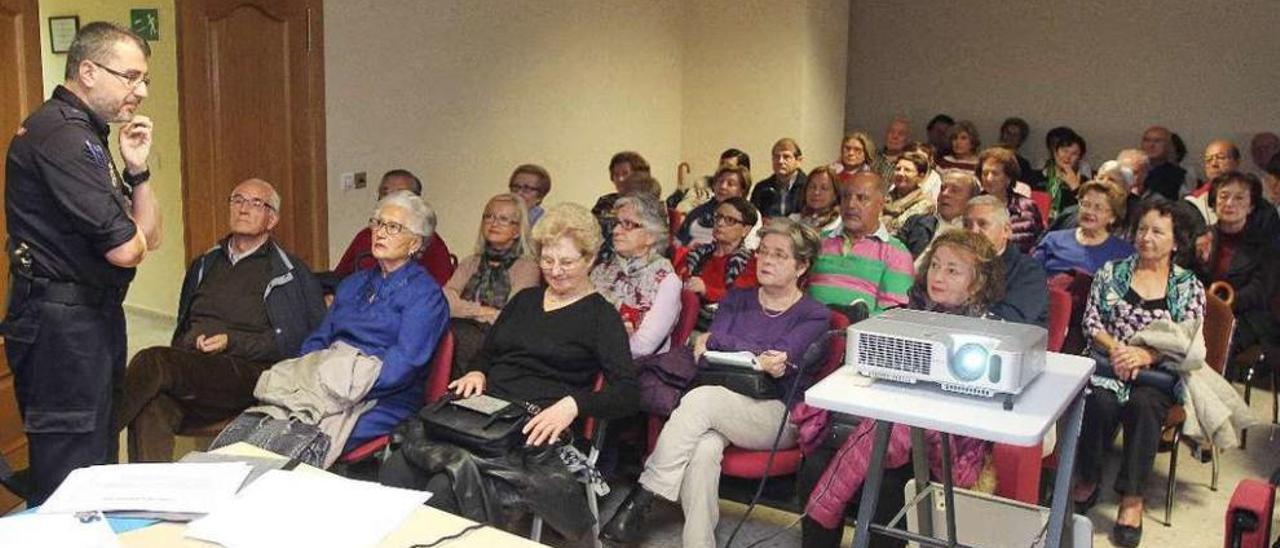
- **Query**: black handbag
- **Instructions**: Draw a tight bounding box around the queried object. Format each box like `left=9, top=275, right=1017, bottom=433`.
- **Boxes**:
left=1090, top=349, right=1180, bottom=398
left=690, top=362, right=781, bottom=400
left=417, top=393, right=538, bottom=458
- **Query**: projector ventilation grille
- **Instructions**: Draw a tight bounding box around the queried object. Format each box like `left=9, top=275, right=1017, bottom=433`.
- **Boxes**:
left=857, top=333, right=933, bottom=375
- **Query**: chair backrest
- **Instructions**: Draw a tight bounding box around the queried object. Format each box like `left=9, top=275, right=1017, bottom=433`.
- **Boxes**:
left=670, top=290, right=701, bottom=348
left=1046, top=287, right=1071, bottom=352
left=1030, top=190, right=1051, bottom=226
left=424, top=329, right=456, bottom=403
left=814, top=312, right=852, bottom=380
left=1203, top=292, right=1234, bottom=374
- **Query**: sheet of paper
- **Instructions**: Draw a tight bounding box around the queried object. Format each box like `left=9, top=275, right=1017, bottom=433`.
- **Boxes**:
left=38, top=462, right=252, bottom=516
left=185, top=469, right=431, bottom=548
left=0, top=511, right=119, bottom=548
left=704, top=350, right=759, bottom=369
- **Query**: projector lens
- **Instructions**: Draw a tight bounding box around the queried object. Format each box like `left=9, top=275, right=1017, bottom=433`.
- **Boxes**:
left=951, top=343, right=988, bottom=382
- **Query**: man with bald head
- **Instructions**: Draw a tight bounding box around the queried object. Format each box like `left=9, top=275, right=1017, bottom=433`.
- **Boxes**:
left=808, top=171, right=914, bottom=314
left=1140, top=126, right=1187, bottom=200
left=114, top=178, right=326, bottom=462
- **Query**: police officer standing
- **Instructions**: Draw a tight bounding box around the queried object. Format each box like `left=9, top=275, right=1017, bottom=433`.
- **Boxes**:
left=3, top=22, right=162, bottom=504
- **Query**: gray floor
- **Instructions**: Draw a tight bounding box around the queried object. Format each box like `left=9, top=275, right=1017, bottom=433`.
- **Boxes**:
left=117, top=309, right=1280, bottom=546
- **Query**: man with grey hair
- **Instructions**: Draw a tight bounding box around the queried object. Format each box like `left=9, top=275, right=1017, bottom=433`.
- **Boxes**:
left=3, top=21, right=162, bottom=502
left=114, top=178, right=326, bottom=462
left=898, top=170, right=980, bottom=258
left=963, top=196, right=1048, bottom=327
left=1185, top=139, right=1242, bottom=224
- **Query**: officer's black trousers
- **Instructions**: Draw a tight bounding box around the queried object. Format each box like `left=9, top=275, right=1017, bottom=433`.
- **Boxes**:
left=5, top=293, right=125, bottom=505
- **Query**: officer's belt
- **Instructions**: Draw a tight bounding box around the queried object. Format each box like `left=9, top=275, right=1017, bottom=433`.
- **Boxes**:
left=13, top=275, right=126, bottom=306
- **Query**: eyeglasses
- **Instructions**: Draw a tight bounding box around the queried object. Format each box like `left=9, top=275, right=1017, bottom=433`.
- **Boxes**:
left=539, top=254, right=584, bottom=270
left=92, top=61, right=150, bottom=90
left=614, top=218, right=644, bottom=232
left=713, top=214, right=746, bottom=226
left=1203, top=153, right=1232, bottom=163
left=369, top=217, right=409, bottom=236
left=482, top=213, right=520, bottom=227
left=509, top=183, right=542, bottom=194
left=228, top=194, right=276, bottom=212
left=1077, top=200, right=1110, bottom=213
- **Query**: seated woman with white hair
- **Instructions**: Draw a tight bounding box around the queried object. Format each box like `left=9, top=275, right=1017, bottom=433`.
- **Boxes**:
left=592, top=193, right=682, bottom=357
left=289, top=190, right=449, bottom=453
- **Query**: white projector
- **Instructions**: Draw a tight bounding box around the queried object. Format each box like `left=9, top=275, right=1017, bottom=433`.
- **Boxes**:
left=847, top=309, right=1047, bottom=404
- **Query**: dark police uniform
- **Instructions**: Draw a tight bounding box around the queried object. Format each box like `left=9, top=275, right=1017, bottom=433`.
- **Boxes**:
left=3, top=85, right=139, bottom=505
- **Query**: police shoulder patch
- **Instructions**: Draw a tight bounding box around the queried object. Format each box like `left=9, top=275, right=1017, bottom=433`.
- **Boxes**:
left=83, top=140, right=109, bottom=168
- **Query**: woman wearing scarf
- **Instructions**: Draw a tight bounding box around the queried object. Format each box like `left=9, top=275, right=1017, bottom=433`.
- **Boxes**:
left=881, top=150, right=935, bottom=234
left=593, top=193, right=682, bottom=358
left=790, top=166, right=842, bottom=237
left=681, top=196, right=759, bottom=307
left=443, top=193, right=540, bottom=376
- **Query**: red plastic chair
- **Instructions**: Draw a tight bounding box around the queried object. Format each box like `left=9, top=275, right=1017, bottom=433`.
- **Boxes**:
left=1030, top=190, right=1051, bottom=226
left=1046, top=287, right=1071, bottom=353
left=337, top=329, right=456, bottom=464
left=670, top=290, right=701, bottom=349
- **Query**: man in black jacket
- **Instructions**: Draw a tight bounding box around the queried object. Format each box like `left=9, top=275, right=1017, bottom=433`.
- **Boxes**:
left=749, top=138, right=807, bottom=217
left=963, top=195, right=1049, bottom=327
left=114, top=178, right=327, bottom=462
left=897, top=170, right=980, bottom=258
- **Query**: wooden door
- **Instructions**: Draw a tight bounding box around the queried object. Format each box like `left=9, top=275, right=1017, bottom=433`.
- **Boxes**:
left=0, top=0, right=41, bottom=513
left=177, top=0, right=327, bottom=268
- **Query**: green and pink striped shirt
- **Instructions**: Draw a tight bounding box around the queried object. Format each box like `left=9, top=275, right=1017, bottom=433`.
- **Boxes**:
left=807, top=225, right=914, bottom=314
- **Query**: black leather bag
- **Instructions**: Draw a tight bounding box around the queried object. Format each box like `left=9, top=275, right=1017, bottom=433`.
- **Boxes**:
left=690, top=363, right=781, bottom=400
left=1090, top=349, right=1180, bottom=398
left=417, top=394, right=537, bottom=458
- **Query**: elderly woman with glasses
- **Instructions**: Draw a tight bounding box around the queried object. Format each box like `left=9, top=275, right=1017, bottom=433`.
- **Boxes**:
left=287, top=190, right=449, bottom=455
left=592, top=193, right=682, bottom=358
left=443, top=193, right=542, bottom=378
left=1033, top=180, right=1135, bottom=276
left=379, top=203, right=638, bottom=539
left=681, top=196, right=760, bottom=305
left=602, top=218, right=831, bottom=548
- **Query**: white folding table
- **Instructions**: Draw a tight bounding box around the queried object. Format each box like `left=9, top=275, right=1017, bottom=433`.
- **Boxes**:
left=805, top=352, right=1094, bottom=548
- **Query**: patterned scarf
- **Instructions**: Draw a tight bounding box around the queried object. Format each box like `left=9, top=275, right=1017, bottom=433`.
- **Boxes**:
left=461, top=243, right=523, bottom=309
left=883, top=188, right=927, bottom=220
left=683, top=242, right=751, bottom=287
left=590, top=253, right=675, bottom=326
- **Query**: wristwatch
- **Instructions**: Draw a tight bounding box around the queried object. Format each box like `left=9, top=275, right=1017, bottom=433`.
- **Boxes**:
left=123, top=168, right=151, bottom=186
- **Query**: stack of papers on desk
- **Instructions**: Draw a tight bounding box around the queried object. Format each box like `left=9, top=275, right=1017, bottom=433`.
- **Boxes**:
left=38, top=462, right=252, bottom=521
left=185, top=470, right=431, bottom=548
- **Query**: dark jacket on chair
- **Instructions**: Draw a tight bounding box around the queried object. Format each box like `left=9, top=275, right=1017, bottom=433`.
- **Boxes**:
left=175, top=238, right=328, bottom=359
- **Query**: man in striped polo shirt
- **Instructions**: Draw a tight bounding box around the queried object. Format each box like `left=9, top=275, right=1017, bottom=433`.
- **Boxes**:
left=808, top=171, right=914, bottom=314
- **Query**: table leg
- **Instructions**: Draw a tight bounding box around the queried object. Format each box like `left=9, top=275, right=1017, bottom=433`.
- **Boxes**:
left=911, top=427, right=934, bottom=538
left=939, top=432, right=958, bottom=547
left=851, top=420, right=893, bottom=548
left=1046, top=391, right=1086, bottom=548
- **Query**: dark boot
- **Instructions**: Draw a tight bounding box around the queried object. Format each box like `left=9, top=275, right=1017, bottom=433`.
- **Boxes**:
left=600, top=486, right=656, bottom=544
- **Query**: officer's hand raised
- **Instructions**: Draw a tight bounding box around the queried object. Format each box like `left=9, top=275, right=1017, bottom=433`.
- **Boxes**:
left=195, top=333, right=228, bottom=354
left=119, top=115, right=153, bottom=174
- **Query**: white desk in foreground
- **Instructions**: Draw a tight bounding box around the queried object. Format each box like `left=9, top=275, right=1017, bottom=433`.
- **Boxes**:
left=119, top=443, right=544, bottom=548
left=805, top=352, right=1094, bottom=548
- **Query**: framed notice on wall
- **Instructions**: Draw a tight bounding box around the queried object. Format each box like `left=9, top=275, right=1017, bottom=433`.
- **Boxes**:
left=49, top=16, right=79, bottom=54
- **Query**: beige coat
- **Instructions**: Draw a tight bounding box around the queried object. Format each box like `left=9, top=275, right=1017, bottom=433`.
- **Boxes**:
left=1129, top=318, right=1259, bottom=448
left=250, top=341, right=382, bottom=466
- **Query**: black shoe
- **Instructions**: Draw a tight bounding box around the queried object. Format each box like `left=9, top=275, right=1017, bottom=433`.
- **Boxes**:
left=1111, top=522, right=1142, bottom=547
left=600, top=486, right=656, bottom=545
left=1074, top=487, right=1100, bottom=514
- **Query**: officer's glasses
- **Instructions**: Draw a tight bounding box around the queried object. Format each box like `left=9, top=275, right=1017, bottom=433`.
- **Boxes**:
left=228, top=194, right=276, bottom=212
left=91, top=61, right=151, bottom=90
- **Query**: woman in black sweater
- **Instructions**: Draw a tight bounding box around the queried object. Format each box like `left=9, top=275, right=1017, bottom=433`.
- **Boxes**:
left=379, top=203, right=639, bottom=539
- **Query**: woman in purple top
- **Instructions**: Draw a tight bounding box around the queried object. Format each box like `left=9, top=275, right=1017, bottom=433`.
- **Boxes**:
left=1033, top=180, right=1135, bottom=276
left=602, top=218, right=830, bottom=548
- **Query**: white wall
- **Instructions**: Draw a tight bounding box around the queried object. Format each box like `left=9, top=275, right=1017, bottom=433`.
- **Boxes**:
left=325, top=0, right=850, bottom=262
left=845, top=0, right=1280, bottom=176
